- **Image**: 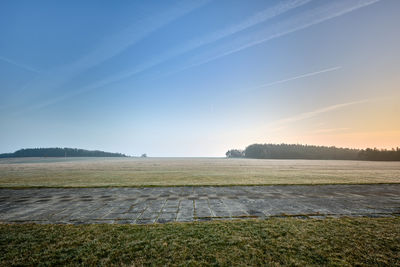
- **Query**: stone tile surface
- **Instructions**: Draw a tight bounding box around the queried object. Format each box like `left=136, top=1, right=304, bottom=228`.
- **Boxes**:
left=0, top=184, right=399, bottom=224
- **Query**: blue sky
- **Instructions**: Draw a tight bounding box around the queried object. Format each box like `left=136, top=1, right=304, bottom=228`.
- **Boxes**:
left=1, top=0, right=399, bottom=156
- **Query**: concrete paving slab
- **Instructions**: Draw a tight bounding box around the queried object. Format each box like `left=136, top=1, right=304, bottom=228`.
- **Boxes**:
left=0, top=184, right=399, bottom=224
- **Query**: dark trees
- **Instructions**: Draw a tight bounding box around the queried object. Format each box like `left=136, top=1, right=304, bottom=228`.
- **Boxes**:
left=242, top=143, right=359, bottom=160
left=358, top=147, right=400, bottom=161
left=0, top=148, right=127, bottom=158
left=226, top=143, right=400, bottom=161
left=225, top=149, right=244, bottom=158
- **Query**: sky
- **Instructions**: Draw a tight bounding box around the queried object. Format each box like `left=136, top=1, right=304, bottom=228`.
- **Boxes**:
left=0, top=0, right=399, bottom=157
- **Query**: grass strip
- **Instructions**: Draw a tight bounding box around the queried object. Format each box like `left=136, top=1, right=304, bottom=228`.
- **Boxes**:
left=1, top=217, right=399, bottom=266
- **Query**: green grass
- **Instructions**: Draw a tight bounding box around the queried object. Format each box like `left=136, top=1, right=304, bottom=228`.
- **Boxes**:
left=1, top=157, right=400, bottom=188
left=1, top=217, right=399, bottom=266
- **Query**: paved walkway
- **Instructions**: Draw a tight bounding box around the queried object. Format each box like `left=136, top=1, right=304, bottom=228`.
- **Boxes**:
left=0, top=184, right=399, bottom=224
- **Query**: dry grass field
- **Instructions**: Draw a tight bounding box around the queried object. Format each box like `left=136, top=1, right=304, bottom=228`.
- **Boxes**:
left=0, top=157, right=399, bottom=188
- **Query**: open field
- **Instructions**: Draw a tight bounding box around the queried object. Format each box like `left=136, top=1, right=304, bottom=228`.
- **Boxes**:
left=1, top=217, right=399, bottom=266
left=1, top=157, right=400, bottom=187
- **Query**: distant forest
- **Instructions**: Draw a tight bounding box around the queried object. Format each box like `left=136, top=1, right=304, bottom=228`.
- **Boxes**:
left=0, top=148, right=127, bottom=158
left=226, top=144, right=400, bottom=161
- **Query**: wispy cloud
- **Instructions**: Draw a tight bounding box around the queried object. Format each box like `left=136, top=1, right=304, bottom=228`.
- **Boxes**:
left=241, top=66, right=342, bottom=93
left=0, top=56, right=40, bottom=73
left=164, top=0, right=311, bottom=58
left=108, top=0, right=311, bottom=76
left=17, top=0, right=311, bottom=112
left=169, top=0, right=380, bottom=74
left=63, top=0, right=212, bottom=76
left=269, top=99, right=371, bottom=126
left=10, top=0, right=211, bottom=108
left=11, top=0, right=381, bottom=114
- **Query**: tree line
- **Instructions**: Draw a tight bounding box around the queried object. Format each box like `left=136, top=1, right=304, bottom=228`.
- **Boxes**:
left=0, top=148, right=127, bottom=158
left=226, top=144, right=400, bottom=161
left=358, top=148, right=400, bottom=161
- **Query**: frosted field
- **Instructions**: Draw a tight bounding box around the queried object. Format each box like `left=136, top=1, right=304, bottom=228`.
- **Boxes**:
left=0, top=157, right=399, bottom=187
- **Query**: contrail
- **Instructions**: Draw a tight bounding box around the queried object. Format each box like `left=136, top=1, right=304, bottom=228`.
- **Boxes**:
left=57, top=0, right=312, bottom=95
left=66, top=0, right=212, bottom=74
left=0, top=56, right=40, bottom=73
left=18, top=0, right=311, bottom=111
left=270, top=99, right=371, bottom=126
left=167, top=0, right=380, bottom=75
left=12, top=0, right=381, bottom=113
left=11, top=0, right=211, bottom=103
left=250, top=66, right=342, bottom=91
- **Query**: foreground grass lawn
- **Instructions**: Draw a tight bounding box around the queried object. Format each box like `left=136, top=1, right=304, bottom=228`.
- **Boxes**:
left=1, top=157, right=400, bottom=187
left=1, top=218, right=399, bottom=266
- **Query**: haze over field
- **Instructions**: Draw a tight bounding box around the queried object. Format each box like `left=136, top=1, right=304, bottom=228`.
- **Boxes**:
left=1, top=0, right=399, bottom=156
